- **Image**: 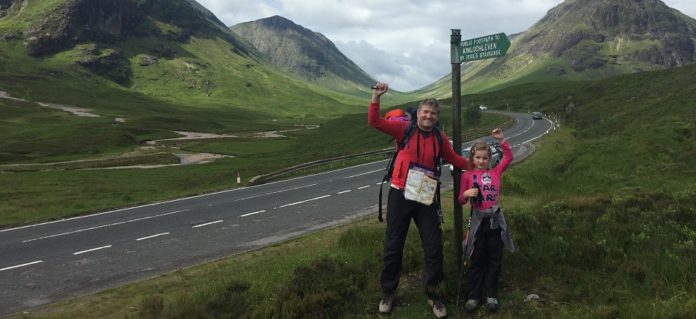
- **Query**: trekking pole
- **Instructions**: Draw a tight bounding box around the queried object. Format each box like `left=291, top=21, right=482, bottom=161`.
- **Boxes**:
left=455, top=208, right=472, bottom=309
left=456, top=182, right=481, bottom=310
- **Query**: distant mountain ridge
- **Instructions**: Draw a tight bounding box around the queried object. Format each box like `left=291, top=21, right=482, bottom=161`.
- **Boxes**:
left=520, top=0, right=696, bottom=71
left=3, top=0, right=692, bottom=101
left=416, top=0, right=696, bottom=97
left=231, top=15, right=376, bottom=92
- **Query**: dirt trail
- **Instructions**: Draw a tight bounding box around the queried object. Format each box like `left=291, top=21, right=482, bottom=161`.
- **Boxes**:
left=36, top=102, right=100, bottom=117
left=1, top=90, right=320, bottom=169
left=1, top=90, right=101, bottom=118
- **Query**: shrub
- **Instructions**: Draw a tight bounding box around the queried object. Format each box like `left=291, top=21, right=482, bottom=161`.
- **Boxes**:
left=253, top=257, right=368, bottom=318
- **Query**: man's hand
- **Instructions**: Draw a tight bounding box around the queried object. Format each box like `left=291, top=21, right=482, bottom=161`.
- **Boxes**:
left=371, top=82, right=388, bottom=103
left=492, top=128, right=504, bottom=141
left=372, top=82, right=389, bottom=96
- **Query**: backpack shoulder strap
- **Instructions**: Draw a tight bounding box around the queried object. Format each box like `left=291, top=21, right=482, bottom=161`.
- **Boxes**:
left=378, top=123, right=417, bottom=222
left=398, top=123, right=417, bottom=150
left=432, top=126, right=444, bottom=176
left=432, top=126, right=444, bottom=148
left=432, top=126, right=445, bottom=224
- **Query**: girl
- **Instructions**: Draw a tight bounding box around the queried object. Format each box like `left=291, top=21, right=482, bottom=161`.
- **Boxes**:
left=458, top=128, right=515, bottom=313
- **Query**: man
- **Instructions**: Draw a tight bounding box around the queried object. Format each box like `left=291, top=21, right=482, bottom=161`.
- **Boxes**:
left=368, top=82, right=471, bottom=318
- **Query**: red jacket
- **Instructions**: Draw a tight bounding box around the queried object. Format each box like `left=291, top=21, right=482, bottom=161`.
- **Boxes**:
left=368, top=102, right=470, bottom=189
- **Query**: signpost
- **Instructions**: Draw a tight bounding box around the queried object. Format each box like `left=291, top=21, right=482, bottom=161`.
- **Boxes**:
left=459, top=33, right=510, bottom=62
left=450, top=30, right=510, bottom=269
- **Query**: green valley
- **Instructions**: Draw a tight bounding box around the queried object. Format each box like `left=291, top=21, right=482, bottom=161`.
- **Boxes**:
left=1, top=0, right=695, bottom=317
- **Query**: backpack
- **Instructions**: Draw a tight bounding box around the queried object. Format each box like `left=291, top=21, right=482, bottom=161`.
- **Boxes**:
left=378, top=120, right=444, bottom=222
left=385, top=108, right=412, bottom=123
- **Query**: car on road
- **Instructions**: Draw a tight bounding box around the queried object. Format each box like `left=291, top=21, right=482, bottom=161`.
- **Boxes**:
left=532, top=112, right=543, bottom=120
left=479, top=105, right=488, bottom=111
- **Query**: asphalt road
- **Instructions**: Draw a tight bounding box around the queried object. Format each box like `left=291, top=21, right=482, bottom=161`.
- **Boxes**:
left=0, top=111, right=553, bottom=316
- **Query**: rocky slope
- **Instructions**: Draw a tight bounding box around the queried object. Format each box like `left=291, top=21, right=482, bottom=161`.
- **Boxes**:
left=417, top=0, right=696, bottom=97
left=518, top=0, right=696, bottom=72
left=0, top=0, right=253, bottom=56
left=231, top=15, right=375, bottom=91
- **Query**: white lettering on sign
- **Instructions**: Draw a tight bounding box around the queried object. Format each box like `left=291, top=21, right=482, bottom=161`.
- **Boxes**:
left=459, top=33, right=509, bottom=62
left=462, top=43, right=498, bottom=54
left=463, top=34, right=501, bottom=47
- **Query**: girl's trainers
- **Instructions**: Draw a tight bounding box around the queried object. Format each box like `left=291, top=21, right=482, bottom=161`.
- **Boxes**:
left=485, top=297, right=499, bottom=312
left=427, top=298, right=448, bottom=318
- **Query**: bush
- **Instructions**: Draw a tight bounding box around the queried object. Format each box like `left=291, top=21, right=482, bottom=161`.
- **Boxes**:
left=252, top=257, right=369, bottom=318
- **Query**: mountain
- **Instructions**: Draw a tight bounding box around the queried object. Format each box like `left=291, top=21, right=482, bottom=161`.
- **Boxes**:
left=0, top=0, right=366, bottom=115
left=519, top=0, right=696, bottom=70
left=0, top=0, right=371, bottom=164
left=417, top=0, right=696, bottom=97
left=0, top=0, right=252, bottom=56
left=231, top=15, right=376, bottom=94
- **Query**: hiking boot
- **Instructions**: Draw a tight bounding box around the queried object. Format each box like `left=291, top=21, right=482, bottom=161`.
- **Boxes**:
left=486, top=297, right=499, bottom=313
left=427, top=298, right=448, bottom=318
left=464, top=299, right=479, bottom=313
left=379, top=293, right=395, bottom=314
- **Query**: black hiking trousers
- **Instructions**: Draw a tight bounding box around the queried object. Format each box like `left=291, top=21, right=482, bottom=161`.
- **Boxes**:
left=467, top=217, right=504, bottom=300
left=380, top=187, right=443, bottom=299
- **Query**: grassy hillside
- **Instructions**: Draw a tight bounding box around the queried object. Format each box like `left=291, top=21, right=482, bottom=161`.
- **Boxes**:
left=15, top=59, right=696, bottom=319
left=470, top=63, right=696, bottom=193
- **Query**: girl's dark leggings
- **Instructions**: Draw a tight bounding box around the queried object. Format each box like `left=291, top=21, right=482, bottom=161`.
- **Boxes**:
left=467, top=217, right=503, bottom=299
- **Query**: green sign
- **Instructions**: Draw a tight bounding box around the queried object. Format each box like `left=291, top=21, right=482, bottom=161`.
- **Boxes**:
left=459, top=33, right=510, bottom=62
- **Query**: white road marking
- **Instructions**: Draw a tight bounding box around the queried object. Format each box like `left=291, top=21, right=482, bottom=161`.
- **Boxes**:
left=337, top=190, right=351, bottom=194
left=345, top=169, right=383, bottom=179
left=276, top=195, right=331, bottom=209
left=192, top=220, right=224, bottom=228
left=0, top=260, right=43, bottom=272
left=0, top=181, right=254, bottom=233
left=506, top=117, right=535, bottom=139
left=136, top=232, right=170, bottom=241
left=240, top=210, right=266, bottom=217
left=520, top=120, right=553, bottom=144
left=74, top=245, right=112, bottom=255
left=357, top=185, right=371, bottom=189
left=22, top=209, right=189, bottom=243
left=235, top=184, right=317, bottom=201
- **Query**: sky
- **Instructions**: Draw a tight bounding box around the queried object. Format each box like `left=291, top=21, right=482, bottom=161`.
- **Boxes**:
left=196, top=0, right=696, bottom=91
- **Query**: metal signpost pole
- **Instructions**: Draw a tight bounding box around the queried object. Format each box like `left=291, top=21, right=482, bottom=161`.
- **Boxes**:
left=450, top=29, right=463, bottom=269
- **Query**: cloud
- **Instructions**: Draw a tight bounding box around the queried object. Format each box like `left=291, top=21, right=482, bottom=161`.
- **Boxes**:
left=335, top=39, right=440, bottom=91
left=198, top=1, right=281, bottom=26
left=278, top=0, right=373, bottom=28
left=667, top=0, right=696, bottom=17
